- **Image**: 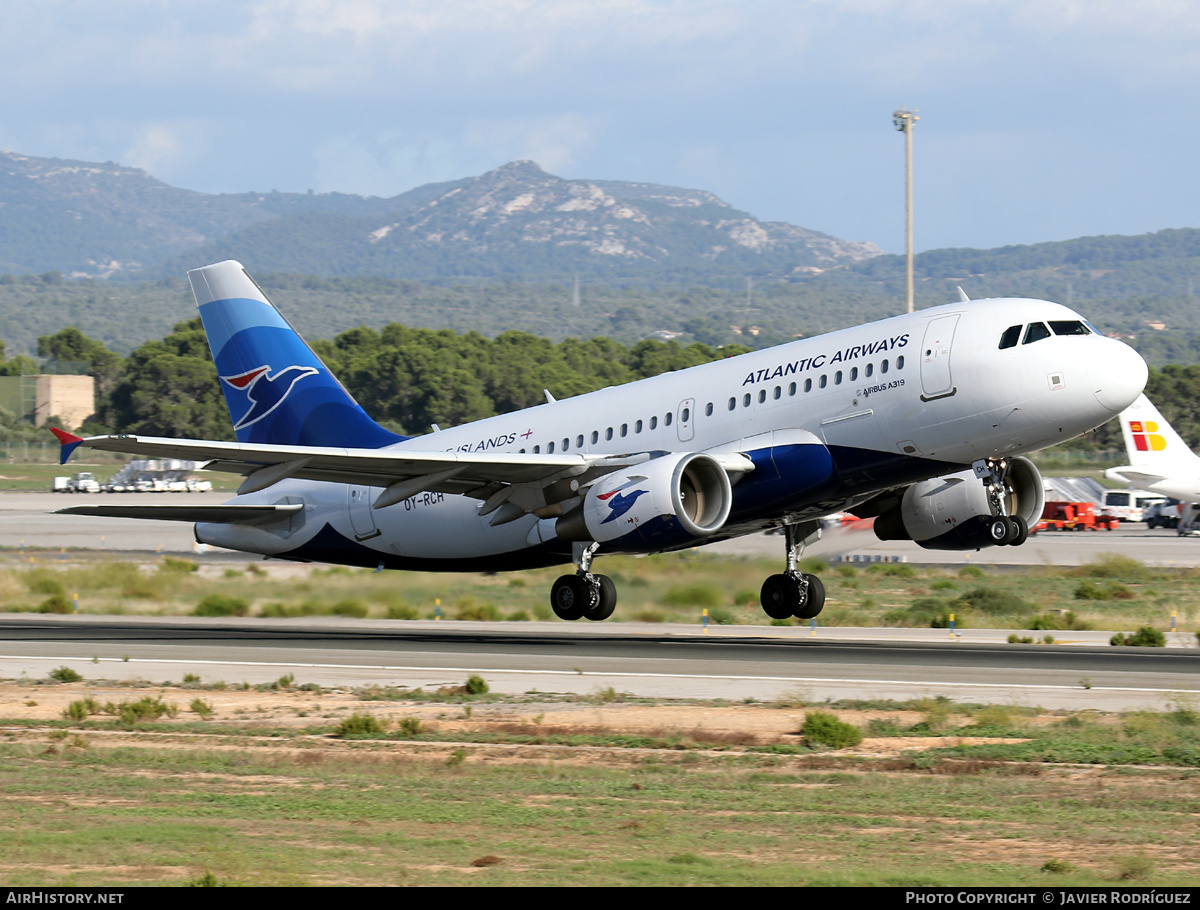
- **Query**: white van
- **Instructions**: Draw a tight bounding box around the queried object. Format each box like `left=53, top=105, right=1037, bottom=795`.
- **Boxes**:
left=1101, top=490, right=1167, bottom=522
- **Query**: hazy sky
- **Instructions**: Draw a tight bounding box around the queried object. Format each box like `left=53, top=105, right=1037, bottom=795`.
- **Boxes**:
left=2, top=0, right=1198, bottom=254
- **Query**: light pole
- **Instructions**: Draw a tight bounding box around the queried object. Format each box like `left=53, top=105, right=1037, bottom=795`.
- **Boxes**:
left=893, top=107, right=918, bottom=313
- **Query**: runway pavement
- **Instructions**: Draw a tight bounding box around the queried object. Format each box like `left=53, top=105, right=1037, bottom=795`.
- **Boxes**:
left=3, top=492, right=1198, bottom=709
left=1, top=615, right=1195, bottom=710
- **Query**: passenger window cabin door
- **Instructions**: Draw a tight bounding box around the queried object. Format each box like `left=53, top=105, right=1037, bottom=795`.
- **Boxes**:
left=676, top=398, right=695, bottom=442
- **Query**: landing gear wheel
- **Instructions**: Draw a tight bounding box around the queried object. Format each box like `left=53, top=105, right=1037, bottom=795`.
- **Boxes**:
left=988, top=517, right=1011, bottom=545
left=550, top=574, right=590, bottom=621
left=1009, top=516, right=1029, bottom=546
left=760, top=573, right=800, bottom=620
left=795, top=574, right=825, bottom=619
left=583, top=574, right=617, bottom=621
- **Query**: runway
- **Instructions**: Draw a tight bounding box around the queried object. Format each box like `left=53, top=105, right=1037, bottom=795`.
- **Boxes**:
left=1, top=615, right=1195, bottom=710
left=4, top=492, right=1198, bottom=710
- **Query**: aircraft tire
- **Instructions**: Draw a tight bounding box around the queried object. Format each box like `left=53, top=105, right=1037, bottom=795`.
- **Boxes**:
left=1010, top=516, right=1029, bottom=546
left=760, top=573, right=800, bottom=620
left=988, top=517, right=1010, bottom=545
left=795, top=574, right=825, bottom=619
left=550, top=574, right=589, bottom=621
left=584, top=574, right=617, bottom=621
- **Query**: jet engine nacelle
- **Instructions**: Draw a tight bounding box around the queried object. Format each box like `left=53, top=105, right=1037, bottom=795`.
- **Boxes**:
left=555, top=452, right=733, bottom=547
left=873, top=457, right=1045, bottom=550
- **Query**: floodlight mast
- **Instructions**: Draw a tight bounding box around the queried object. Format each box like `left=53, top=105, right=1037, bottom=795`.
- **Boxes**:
left=893, top=107, right=918, bottom=314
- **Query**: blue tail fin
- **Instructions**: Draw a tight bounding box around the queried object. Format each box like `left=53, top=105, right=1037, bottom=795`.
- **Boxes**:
left=189, top=260, right=405, bottom=448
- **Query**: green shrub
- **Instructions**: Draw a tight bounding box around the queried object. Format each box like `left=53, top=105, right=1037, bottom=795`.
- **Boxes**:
left=661, top=583, right=723, bottom=607
left=26, top=571, right=65, bottom=596
left=1074, top=580, right=1134, bottom=601
left=190, top=698, right=214, bottom=720
left=398, top=717, right=424, bottom=736
left=953, top=587, right=1033, bottom=615
left=465, top=675, right=489, bottom=695
left=194, top=595, right=249, bottom=617
left=631, top=609, right=667, bottom=623
left=1110, top=627, right=1166, bottom=647
left=957, top=565, right=985, bottom=578
left=62, top=697, right=100, bottom=721
left=1068, top=553, right=1153, bottom=581
left=48, top=666, right=82, bottom=683
left=329, top=599, right=367, bottom=618
left=866, top=562, right=916, bottom=578
left=454, top=597, right=501, bottom=621
left=109, top=696, right=178, bottom=725
left=38, top=594, right=73, bottom=614
left=336, top=713, right=384, bottom=736
left=386, top=603, right=419, bottom=620
left=707, top=606, right=737, bottom=624
left=159, top=557, right=199, bottom=573
left=801, top=710, right=863, bottom=749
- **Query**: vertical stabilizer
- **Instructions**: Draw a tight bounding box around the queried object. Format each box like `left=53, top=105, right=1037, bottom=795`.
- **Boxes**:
left=189, top=261, right=404, bottom=448
left=1118, top=394, right=1193, bottom=468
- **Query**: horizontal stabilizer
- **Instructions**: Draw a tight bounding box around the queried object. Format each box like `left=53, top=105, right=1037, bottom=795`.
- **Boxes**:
left=55, top=503, right=303, bottom=525
left=1107, top=470, right=1168, bottom=486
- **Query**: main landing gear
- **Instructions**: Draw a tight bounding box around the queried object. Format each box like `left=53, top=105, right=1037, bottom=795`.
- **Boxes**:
left=973, top=457, right=1029, bottom=547
left=550, top=542, right=617, bottom=621
left=760, top=522, right=825, bottom=620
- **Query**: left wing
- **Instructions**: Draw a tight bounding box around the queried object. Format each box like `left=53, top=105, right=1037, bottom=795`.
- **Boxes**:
left=51, top=429, right=751, bottom=525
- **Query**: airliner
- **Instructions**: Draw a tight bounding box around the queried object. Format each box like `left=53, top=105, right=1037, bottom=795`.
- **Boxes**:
left=1106, top=394, right=1200, bottom=502
left=54, top=261, right=1148, bottom=622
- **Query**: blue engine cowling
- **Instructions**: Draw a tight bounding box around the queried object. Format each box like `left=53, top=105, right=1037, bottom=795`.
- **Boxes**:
left=873, top=457, right=1045, bottom=550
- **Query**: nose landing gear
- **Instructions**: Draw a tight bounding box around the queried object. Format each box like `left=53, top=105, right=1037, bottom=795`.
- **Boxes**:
left=974, top=458, right=1029, bottom=546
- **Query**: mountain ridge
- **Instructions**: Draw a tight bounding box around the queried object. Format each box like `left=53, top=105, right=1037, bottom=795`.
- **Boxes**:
left=0, top=152, right=879, bottom=282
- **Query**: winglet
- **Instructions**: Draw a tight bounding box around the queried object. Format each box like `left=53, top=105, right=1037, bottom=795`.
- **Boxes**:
left=49, top=426, right=83, bottom=464
left=956, top=286, right=970, bottom=303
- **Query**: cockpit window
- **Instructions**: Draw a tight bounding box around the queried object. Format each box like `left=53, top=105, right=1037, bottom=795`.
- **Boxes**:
left=1049, top=320, right=1090, bottom=336
left=1023, top=322, right=1051, bottom=344
left=998, top=325, right=1021, bottom=349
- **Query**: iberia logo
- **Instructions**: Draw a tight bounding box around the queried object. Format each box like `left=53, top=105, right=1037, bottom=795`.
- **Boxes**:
left=221, top=364, right=319, bottom=431
left=1129, top=419, right=1167, bottom=452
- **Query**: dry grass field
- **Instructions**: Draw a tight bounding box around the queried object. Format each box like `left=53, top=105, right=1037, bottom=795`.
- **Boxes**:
left=1, top=675, right=1198, bottom=887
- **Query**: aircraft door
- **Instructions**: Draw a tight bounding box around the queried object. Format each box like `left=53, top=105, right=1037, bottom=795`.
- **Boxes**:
left=347, top=485, right=381, bottom=540
left=676, top=399, right=695, bottom=442
left=919, top=314, right=959, bottom=401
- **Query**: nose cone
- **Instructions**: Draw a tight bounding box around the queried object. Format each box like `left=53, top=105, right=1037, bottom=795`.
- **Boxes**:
left=1090, top=339, right=1148, bottom=413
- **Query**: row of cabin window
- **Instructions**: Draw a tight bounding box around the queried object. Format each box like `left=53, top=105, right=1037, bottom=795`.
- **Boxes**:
left=728, top=356, right=905, bottom=409
left=519, top=355, right=905, bottom=454
left=522, top=408, right=689, bottom=453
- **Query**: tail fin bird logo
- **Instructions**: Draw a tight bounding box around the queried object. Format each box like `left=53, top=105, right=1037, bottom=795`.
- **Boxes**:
left=221, top=364, right=319, bottom=431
